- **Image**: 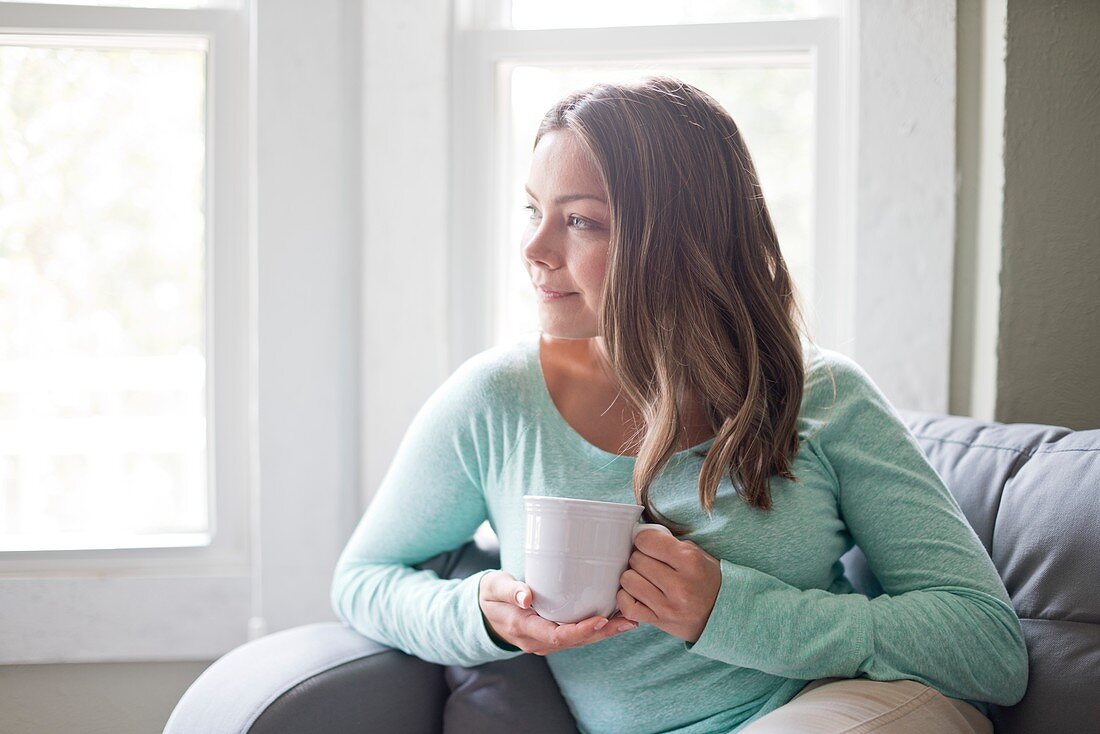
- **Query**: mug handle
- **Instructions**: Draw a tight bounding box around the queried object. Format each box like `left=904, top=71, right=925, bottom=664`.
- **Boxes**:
left=606, top=523, right=674, bottom=620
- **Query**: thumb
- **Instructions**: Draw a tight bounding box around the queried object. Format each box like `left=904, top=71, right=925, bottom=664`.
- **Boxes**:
left=513, top=582, right=534, bottom=609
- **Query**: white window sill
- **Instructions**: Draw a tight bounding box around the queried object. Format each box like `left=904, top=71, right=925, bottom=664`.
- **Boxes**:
left=0, top=574, right=251, bottom=664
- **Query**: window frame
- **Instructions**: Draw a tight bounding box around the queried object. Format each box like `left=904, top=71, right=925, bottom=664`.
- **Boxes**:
left=448, top=4, right=854, bottom=367
left=0, top=1, right=254, bottom=664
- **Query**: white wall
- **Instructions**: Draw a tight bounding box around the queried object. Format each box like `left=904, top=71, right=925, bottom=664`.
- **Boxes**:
left=361, top=0, right=452, bottom=508
left=995, top=0, right=1100, bottom=430
left=854, top=0, right=957, bottom=412
left=255, top=0, right=362, bottom=635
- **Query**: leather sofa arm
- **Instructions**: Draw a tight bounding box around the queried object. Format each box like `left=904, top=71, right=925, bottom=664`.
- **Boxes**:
left=165, top=537, right=502, bottom=733
left=163, top=621, right=448, bottom=734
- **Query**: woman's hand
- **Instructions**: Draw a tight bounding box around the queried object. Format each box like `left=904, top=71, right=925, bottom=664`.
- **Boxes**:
left=478, top=570, right=638, bottom=655
left=617, top=529, right=722, bottom=644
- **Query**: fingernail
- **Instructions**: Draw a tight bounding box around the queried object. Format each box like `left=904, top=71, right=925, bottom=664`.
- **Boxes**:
left=617, top=622, right=636, bottom=632
left=594, top=618, right=609, bottom=631
left=515, top=590, right=527, bottom=607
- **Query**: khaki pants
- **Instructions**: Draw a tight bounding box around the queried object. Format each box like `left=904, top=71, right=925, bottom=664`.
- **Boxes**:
left=740, top=677, right=994, bottom=733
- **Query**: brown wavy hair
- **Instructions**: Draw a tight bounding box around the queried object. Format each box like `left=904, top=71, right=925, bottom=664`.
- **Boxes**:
left=535, top=76, right=815, bottom=531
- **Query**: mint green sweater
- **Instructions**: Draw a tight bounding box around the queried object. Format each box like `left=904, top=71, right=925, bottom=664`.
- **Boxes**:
left=331, top=331, right=1028, bottom=734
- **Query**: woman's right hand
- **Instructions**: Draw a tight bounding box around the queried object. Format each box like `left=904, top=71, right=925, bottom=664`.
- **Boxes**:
left=478, top=570, right=638, bottom=655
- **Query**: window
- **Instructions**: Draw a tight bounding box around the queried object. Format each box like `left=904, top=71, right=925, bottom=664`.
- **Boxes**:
left=450, top=0, right=850, bottom=358
left=0, top=1, right=251, bottom=664
left=1, top=34, right=209, bottom=553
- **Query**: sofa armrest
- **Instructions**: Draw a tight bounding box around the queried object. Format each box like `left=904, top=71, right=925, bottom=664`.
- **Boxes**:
left=164, top=621, right=448, bottom=734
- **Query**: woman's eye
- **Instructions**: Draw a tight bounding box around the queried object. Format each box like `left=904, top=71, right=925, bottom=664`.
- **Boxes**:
left=568, top=214, right=591, bottom=229
left=524, top=204, right=540, bottom=220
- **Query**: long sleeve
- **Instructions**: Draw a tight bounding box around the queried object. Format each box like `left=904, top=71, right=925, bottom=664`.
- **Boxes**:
left=330, top=355, right=526, bottom=667
left=683, top=352, right=1029, bottom=706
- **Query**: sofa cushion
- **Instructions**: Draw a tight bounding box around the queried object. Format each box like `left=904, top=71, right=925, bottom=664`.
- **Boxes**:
left=443, top=654, right=580, bottom=734
left=987, top=428, right=1100, bottom=732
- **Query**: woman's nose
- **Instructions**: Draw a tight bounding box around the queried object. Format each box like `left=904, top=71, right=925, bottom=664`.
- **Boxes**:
left=522, top=222, right=561, bottom=269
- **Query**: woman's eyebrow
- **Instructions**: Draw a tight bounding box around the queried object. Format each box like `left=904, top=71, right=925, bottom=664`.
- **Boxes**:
left=524, top=185, right=607, bottom=205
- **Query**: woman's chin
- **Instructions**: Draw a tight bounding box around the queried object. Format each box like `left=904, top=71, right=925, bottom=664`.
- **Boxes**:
left=538, top=321, right=599, bottom=340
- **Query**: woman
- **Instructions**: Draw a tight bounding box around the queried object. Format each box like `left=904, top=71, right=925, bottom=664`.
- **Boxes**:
left=331, top=77, right=1028, bottom=733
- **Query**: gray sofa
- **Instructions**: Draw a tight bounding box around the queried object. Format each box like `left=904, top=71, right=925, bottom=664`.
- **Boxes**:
left=165, top=411, right=1100, bottom=733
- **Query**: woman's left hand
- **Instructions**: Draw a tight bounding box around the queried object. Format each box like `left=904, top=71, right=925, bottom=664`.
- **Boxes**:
left=617, top=529, right=722, bottom=644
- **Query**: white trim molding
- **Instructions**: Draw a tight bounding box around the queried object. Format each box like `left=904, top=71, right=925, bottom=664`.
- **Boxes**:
left=254, top=0, right=362, bottom=639
left=0, top=575, right=250, bottom=664
left=360, top=0, right=453, bottom=510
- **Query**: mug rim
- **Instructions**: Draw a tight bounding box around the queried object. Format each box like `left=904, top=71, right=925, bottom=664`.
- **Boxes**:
left=523, top=494, right=644, bottom=511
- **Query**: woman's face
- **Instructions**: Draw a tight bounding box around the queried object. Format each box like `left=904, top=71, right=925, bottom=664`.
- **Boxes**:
left=522, top=129, right=612, bottom=339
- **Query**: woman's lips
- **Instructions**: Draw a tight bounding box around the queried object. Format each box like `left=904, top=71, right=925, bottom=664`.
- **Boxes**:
left=536, top=286, right=577, bottom=301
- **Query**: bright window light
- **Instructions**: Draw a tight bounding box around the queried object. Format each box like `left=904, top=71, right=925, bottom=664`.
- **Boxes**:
left=0, top=35, right=210, bottom=551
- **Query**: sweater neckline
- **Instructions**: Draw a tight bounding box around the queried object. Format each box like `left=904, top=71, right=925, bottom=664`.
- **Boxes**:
left=524, top=331, right=716, bottom=469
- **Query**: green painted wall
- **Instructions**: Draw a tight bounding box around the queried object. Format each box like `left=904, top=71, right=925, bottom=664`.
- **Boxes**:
left=0, top=661, right=212, bottom=734
left=997, top=0, right=1100, bottom=430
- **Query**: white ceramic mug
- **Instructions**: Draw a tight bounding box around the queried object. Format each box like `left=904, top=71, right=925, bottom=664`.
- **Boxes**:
left=522, top=494, right=673, bottom=624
